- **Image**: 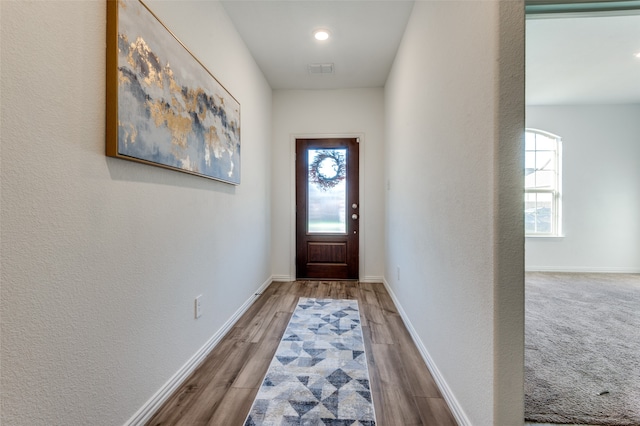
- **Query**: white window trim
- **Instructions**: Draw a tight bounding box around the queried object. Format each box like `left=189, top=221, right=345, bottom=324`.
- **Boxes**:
left=525, top=128, right=563, bottom=237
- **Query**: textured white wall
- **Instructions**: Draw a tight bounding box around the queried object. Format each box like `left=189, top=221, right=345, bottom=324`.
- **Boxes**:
left=526, top=105, right=640, bottom=272
left=0, top=1, right=271, bottom=425
left=384, top=2, right=524, bottom=425
left=271, top=89, right=385, bottom=281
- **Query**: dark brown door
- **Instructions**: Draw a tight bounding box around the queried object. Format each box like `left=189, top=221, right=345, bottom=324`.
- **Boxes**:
left=296, top=138, right=359, bottom=279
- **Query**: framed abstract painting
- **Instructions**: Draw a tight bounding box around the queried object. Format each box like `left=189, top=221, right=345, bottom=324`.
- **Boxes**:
left=106, top=0, right=241, bottom=184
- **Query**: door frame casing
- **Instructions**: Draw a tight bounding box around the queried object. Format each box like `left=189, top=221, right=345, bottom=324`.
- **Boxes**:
left=287, top=133, right=365, bottom=281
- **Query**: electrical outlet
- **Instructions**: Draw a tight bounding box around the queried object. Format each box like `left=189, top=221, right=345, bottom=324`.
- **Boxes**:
left=195, top=295, right=202, bottom=319
left=397, top=265, right=400, bottom=281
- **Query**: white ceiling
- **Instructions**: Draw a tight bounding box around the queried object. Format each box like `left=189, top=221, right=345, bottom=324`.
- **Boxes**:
left=221, top=0, right=414, bottom=90
left=527, top=12, right=640, bottom=105
left=221, top=1, right=640, bottom=104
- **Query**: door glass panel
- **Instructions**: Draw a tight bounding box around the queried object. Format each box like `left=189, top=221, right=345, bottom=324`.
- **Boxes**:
left=308, top=148, right=347, bottom=233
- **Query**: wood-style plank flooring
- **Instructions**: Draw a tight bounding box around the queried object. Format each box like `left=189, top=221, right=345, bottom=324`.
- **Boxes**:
left=147, top=281, right=458, bottom=426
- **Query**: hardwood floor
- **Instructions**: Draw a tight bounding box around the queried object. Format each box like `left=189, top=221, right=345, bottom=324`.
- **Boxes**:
left=147, top=281, right=458, bottom=426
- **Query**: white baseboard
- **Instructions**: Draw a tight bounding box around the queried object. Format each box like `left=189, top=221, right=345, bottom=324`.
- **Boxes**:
left=359, top=276, right=384, bottom=283
left=124, top=276, right=273, bottom=426
left=270, top=276, right=386, bottom=283
left=526, top=266, right=640, bottom=273
left=271, top=274, right=294, bottom=282
left=382, top=278, right=472, bottom=426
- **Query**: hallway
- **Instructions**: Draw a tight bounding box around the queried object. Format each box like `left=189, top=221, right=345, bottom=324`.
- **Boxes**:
left=148, top=281, right=457, bottom=425
left=1, top=1, right=525, bottom=423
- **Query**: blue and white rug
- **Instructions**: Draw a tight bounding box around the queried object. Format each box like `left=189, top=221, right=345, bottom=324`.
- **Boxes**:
left=245, top=298, right=376, bottom=426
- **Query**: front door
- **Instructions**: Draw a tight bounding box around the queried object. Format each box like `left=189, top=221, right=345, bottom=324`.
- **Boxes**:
left=296, top=138, right=359, bottom=279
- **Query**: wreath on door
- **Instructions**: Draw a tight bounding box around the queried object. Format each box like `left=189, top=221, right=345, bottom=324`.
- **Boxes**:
left=309, top=150, right=346, bottom=191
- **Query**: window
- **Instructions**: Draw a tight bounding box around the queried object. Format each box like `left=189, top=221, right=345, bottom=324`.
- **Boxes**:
left=525, top=129, right=562, bottom=236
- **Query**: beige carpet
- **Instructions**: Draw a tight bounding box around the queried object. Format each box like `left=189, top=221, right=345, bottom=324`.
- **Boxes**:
left=525, top=272, right=640, bottom=425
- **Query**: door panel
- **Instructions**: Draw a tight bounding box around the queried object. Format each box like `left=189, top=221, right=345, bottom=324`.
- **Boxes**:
left=307, top=242, right=347, bottom=263
left=296, top=138, right=359, bottom=279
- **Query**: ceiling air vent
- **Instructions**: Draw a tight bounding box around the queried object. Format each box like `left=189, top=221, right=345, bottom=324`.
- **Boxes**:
left=308, top=63, right=334, bottom=75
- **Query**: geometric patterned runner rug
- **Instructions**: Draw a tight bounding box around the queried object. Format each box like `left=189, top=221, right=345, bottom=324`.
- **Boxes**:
left=244, top=298, right=377, bottom=425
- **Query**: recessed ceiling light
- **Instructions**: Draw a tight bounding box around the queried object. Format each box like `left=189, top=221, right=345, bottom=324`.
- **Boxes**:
left=313, top=30, right=330, bottom=41
left=635, top=52, right=640, bottom=59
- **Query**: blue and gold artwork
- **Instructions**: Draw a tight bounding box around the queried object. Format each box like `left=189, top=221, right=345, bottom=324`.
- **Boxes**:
left=108, top=0, right=240, bottom=184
